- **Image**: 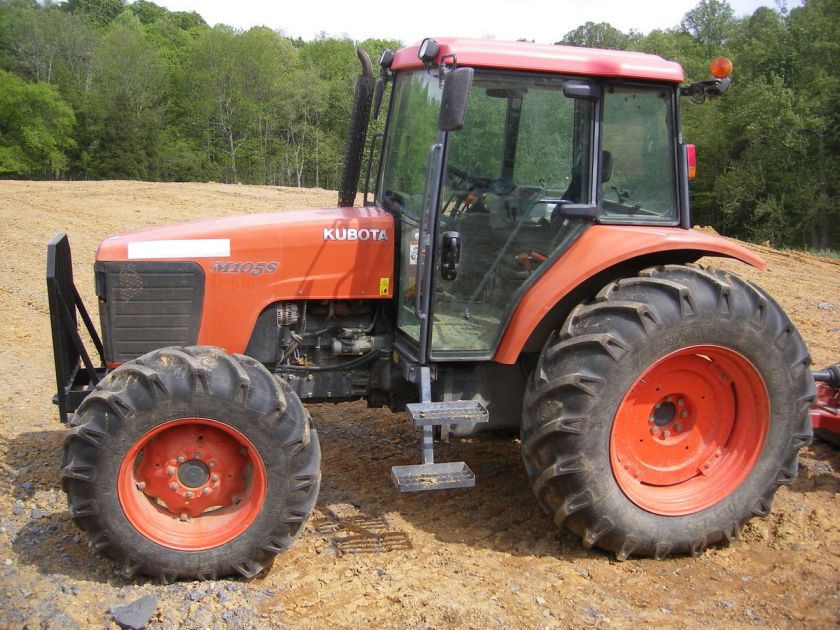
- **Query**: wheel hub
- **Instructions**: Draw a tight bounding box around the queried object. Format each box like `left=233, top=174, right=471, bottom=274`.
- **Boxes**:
left=177, top=459, right=210, bottom=488
left=651, top=400, right=676, bottom=426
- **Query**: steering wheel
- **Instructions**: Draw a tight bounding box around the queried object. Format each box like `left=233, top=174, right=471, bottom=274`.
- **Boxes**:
left=446, top=165, right=481, bottom=188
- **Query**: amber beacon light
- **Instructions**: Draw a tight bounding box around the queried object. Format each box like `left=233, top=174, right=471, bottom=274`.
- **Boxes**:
left=709, top=57, right=733, bottom=79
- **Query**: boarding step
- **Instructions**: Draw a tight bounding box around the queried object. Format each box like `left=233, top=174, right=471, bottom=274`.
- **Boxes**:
left=405, top=400, right=489, bottom=426
left=391, top=461, right=476, bottom=492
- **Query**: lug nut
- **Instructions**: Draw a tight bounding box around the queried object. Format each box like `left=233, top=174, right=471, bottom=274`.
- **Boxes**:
left=208, top=461, right=216, bottom=468
left=662, top=430, right=671, bottom=438
left=185, top=491, right=194, bottom=499
left=680, top=410, right=688, bottom=418
left=649, top=415, right=656, bottom=423
left=666, top=396, right=673, bottom=403
left=169, top=482, right=179, bottom=491
left=202, top=487, right=211, bottom=496
left=651, top=426, right=660, bottom=435
left=177, top=455, right=186, bottom=463
left=194, top=452, right=201, bottom=460
left=674, top=423, right=683, bottom=432
left=211, top=474, right=219, bottom=483
left=677, top=398, right=685, bottom=406
left=167, top=466, right=176, bottom=476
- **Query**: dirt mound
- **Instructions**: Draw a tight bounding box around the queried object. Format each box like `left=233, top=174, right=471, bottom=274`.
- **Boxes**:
left=0, top=181, right=837, bottom=628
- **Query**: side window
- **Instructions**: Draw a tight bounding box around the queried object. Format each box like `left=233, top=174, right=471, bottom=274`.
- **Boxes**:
left=378, top=72, right=442, bottom=219
left=600, top=86, right=678, bottom=224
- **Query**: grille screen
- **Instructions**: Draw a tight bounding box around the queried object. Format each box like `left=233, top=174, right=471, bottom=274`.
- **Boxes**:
left=96, top=261, right=205, bottom=363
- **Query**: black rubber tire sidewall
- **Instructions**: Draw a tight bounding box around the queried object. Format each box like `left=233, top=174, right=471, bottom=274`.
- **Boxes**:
left=62, top=347, right=320, bottom=580
left=521, top=265, right=814, bottom=558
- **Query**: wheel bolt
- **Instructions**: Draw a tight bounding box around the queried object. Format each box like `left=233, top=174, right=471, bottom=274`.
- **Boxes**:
left=666, top=396, right=673, bottom=403
left=194, top=452, right=201, bottom=460
left=185, top=491, right=194, bottom=499
left=136, top=481, right=146, bottom=491
left=167, top=466, right=176, bottom=476
left=202, top=487, right=211, bottom=496
left=211, top=474, right=219, bottom=483
left=654, top=403, right=661, bottom=410
left=680, top=410, right=688, bottom=418
left=651, top=426, right=660, bottom=435
left=677, top=398, right=685, bottom=407
left=169, top=482, right=179, bottom=491
left=662, top=430, right=671, bottom=438
left=674, top=423, right=683, bottom=432
left=208, top=461, right=216, bottom=468
left=177, top=455, right=186, bottom=463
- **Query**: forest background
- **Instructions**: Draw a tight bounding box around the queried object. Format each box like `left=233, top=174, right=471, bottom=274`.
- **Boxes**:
left=0, top=0, right=837, bottom=250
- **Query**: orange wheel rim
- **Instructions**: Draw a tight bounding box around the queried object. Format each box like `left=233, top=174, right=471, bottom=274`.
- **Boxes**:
left=118, top=418, right=267, bottom=550
left=610, top=346, right=769, bottom=516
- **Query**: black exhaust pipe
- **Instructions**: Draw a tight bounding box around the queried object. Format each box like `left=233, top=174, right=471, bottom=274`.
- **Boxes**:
left=338, top=48, right=374, bottom=208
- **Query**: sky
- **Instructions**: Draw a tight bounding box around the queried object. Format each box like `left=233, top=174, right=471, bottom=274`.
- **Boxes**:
left=151, top=0, right=798, bottom=45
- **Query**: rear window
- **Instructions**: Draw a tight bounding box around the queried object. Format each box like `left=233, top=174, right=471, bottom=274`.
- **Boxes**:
left=599, top=85, right=678, bottom=224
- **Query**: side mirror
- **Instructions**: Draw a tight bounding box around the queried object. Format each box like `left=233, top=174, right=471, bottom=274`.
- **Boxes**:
left=438, top=68, right=474, bottom=132
left=440, top=231, right=461, bottom=281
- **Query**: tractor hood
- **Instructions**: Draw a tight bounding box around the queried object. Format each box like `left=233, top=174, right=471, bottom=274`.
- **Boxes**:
left=96, top=206, right=395, bottom=301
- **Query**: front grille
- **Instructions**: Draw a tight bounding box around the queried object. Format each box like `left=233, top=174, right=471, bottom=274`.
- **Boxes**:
left=96, top=261, right=205, bottom=363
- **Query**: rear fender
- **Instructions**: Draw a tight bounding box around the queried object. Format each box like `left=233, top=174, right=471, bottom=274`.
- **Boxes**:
left=493, top=225, right=765, bottom=364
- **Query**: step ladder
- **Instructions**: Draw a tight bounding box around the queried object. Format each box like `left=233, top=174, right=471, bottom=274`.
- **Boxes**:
left=391, top=366, right=488, bottom=492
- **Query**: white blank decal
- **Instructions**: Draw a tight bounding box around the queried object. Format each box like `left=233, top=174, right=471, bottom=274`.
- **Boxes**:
left=127, top=239, right=230, bottom=260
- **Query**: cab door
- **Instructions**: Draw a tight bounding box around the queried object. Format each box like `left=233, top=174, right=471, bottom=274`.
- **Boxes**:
left=428, top=73, right=596, bottom=360
left=376, top=70, right=444, bottom=361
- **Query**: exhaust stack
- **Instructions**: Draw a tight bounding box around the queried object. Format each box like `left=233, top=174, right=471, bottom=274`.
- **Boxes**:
left=338, top=48, right=374, bottom=208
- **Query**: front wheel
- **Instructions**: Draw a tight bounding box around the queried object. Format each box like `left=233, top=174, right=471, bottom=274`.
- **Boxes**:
left=521, top=265, right=814, bottom=559
left=62, top=346, right=320, bottom=581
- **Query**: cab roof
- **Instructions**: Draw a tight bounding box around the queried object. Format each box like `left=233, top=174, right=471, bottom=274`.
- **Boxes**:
left=392, top=37, right=685, bottom=83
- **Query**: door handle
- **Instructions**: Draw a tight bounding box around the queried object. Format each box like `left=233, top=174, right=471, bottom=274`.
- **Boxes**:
left=440, top=231, right=461, bottom=281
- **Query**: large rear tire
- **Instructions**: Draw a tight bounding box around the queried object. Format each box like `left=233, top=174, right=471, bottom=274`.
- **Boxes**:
left=521, top=265, right=814, bottom=559
left=61, top=346, right=320, bottom=581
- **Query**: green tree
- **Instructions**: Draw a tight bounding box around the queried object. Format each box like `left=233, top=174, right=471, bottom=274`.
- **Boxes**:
left=681, top=0, right=736, bottom=56
left=0, top=68, right=75, bottom=175
left=559, top=21, right=638, bottom=50
left=183, top=26, right=296, bottom=183
left=80, top=12, right=167, bottom=178
left=61, top=0, right=124, bottom=29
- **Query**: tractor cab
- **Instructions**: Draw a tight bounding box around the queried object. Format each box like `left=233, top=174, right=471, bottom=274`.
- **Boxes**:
left=370, top=39, right=686, bottom=364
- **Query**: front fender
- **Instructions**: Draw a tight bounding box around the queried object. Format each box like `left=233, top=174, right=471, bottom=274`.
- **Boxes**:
left=493, top=225, right=765, bottom=364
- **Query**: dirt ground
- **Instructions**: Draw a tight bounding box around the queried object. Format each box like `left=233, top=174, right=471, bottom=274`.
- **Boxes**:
left=0, top=180, right=838, bottom=629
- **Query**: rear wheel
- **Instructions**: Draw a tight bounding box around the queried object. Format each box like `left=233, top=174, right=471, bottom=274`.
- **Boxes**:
left=521, top=265, right=814, bottom=559
left=62, top=346, right=320, bottom=581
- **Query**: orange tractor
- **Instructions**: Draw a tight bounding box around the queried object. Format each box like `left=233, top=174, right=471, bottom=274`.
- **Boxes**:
left=48, top=38, right=838, bottom=581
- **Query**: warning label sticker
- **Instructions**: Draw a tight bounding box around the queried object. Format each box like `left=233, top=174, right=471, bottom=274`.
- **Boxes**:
left=379, top=277, right=390, bottom=296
